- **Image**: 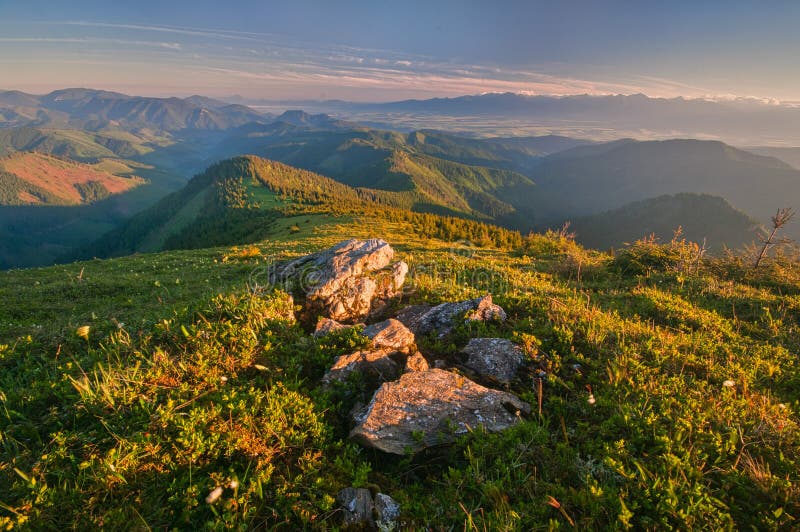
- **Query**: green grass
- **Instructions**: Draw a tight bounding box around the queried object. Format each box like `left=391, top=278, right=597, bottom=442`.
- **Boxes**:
left=0, top=215, right=799, bottom=529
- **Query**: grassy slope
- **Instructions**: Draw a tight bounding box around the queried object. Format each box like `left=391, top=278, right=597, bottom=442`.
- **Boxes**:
left=0, top=207, right=798, bottom=529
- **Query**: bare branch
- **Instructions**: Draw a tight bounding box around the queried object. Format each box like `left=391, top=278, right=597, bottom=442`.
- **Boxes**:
left=754, top=207, right=795, bottom=269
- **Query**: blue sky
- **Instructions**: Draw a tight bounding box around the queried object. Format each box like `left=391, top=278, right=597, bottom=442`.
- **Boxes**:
left=0, top=0, right=798, bottom=102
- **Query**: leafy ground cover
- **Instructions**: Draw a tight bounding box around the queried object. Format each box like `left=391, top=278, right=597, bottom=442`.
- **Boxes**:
left=0, top=215, right=798, bottom=529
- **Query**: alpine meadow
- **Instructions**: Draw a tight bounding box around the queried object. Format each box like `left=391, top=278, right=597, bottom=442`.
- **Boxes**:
left=1, top=1, right=799, bottom=530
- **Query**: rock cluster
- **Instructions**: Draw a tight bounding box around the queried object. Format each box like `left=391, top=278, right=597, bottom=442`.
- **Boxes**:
left=275, top=240, right=533, bottom=524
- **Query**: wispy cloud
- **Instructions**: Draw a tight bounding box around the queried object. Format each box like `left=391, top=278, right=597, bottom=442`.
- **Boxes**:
left=0, top=19, right=786, bottom=103
left=0, top=37, right=181, bottom=50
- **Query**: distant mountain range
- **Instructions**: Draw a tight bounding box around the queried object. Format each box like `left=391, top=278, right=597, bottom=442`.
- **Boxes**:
left=279, top=92, right=800, bottom=146
left=2, top=88, right=799, bottom=268
left=0, top=88, right=269, bottom=132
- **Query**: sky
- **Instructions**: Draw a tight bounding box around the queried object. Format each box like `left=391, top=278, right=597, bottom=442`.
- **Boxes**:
left=0, top=0, right=798, bottom=102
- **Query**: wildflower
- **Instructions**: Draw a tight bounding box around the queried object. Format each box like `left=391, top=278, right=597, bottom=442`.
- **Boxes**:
left=220, top=376, right=228, bottom=383
left=723, top=380, right=735, bottom=388
left=229, top=480, right=239, bottom=489
left=588, top=394, right=596, bottom=405
left=205, top=486, right=223, bottom=504
left=76, top=326, right=90, bottom=341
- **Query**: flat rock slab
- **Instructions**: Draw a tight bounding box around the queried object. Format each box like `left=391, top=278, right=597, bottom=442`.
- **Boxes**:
left=351, top=369, right=530, bottom=454
left=462, top=338, right=526, bottom=385
left=363, top=318, right=415, bottom=351
left=396, top=295, right=506, bottom=338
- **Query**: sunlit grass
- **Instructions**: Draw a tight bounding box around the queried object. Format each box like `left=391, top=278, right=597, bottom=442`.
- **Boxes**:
left=0, top=219, right=798, bottom=529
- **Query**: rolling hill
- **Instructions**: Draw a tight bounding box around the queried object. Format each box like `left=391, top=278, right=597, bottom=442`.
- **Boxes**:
left=0, top=126, right=156, bottom=160
left=524, top=139, right=800, bottom=237
left=208, top=126, right=539, bottom=225
left=746, top=146, right=800, bottom=170
left=0, top=152, right=163, bottom=268
left=0, top=152, right=145, bottom=206
left=570, top=193, right=759, bottom=251
left=77, top=155, right=522, bottom=259
left=209, top=127, right=800, bottom=240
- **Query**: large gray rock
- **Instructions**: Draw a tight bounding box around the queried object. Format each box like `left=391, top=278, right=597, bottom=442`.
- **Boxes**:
left=395, top=295, right=506, bottom=338
left=322, top=348, right=405, bottom=386
left=461, top=338, right=526, bottom=385
left=273, top=239, right=408, bottom=323
left=363, top=319, right=415, bottom=352
left=351, top=369, right=530, bottom=455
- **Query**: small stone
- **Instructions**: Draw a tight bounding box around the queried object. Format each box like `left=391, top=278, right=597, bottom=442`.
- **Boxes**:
left=336, top=487, right=375, bottom=527
left=375, top=493, right=401, bottom=527
left=396, top=295, right=507, bottom=338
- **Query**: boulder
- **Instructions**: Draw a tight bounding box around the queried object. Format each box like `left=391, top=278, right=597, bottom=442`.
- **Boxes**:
left=323, top=348, right=405, bottom=386
left=363, top=319, right=415, bottom=351
left=351, top=369, right=530, bottom=454
left=273, top=239, right=408, bottom=323
left=404, top=352, right=430, bottom=372
left=395, top=295, right=506, bottom=338
left=461, top=338, right=526, bottom=385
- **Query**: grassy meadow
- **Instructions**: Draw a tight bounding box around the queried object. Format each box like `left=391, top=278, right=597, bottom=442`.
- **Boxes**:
left=0, top=211, right=798, bottom=529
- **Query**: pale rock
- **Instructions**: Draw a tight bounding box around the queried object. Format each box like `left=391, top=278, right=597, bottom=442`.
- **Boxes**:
left=351, top=369, right=530, bottom=454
